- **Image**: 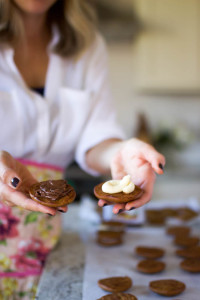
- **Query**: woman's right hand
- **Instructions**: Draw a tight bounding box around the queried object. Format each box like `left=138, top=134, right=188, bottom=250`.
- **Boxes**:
left=0, top=151, right=66, bottom=215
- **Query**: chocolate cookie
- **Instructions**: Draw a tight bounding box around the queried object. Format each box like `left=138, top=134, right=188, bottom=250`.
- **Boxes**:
left=101, top=221, right=126, bottom=233
left=97, top=230, right=123, bottom=247
left=29, top=180, right=76, bottom=207
left=149, top=279, right=186, bottom=297
left=180, top=258, right=200, bottom=273
left=135, top=246, right=165, bottom=259
left=166, top=226, right=190, bottom=237
left=97, top=293, right=137, bottom=300
left=145, top=209, right=166, bottom=225
left=137, top=259, right=165, bottom=274
left=178, top=207, right=198, bottom=221
left=94, top=183, right=143, bottom=204
left=174, top=236, right=199, bottom=248
left=98, top=276, right=132, bottom=293
left=175, top=246, right=200, bottom=258
left=162, top=208, right=178, bottom=218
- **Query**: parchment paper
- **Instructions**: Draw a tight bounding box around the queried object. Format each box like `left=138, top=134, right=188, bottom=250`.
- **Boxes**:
left=82, top=225, right=200, bottom=300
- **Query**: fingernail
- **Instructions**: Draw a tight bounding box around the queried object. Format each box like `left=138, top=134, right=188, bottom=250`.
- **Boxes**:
left=117, top=209, right=123, bottom=214
left=11, top=177, right=20, bottom=188
left=129, top=207, right=135, bottom=211
left=58, top=209, right=66, bottom=213
left=102, top=204, right=108, bottom=207
left=159, top=163, right=164, bottom=170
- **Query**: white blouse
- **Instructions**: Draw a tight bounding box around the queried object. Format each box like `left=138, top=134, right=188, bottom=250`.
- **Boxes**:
left=0, top=33, right=124, bottom=175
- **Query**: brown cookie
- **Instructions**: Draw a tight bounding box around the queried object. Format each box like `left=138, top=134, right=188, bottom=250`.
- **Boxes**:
left=97, top=293, right=137, bottom=300
left=161, top=208, right=178, bottom=218
left=94, top=183, right=143, bottom=204
left=97, top=230, right=123, bottom=247
left=135, top=246, right=165, bottom=259
left=149, top=279, right=186, bottom=297
left=29, top=180, right=76, bottom=207
left=178, top=207, right=198, bottom=221
left=137, top=259, right=165, bottom=274
left=145, top=209, right=166, bottom=225
left=166, top=226, right=190, bottom=237
left=101, top=221, right=126, bottom=233
left=100, top=221, right=126, bottom=233
left=98, top=276, right=132, bottom=293
left=174, top=236, right=199, bottom=248
left=175, top=246, right=200, bottom=258
left=180, top=258, right=200, bottom=273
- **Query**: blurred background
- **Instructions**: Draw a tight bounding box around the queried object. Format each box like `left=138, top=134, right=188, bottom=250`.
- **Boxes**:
left=66, top=0, right=200, bottom=202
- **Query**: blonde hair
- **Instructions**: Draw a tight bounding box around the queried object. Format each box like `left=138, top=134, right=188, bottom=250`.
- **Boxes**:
left=0, top=0, right=97, bottom=57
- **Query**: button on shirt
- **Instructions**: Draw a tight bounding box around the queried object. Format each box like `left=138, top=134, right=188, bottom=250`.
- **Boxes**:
left=0, top=33, right=125, bottom=175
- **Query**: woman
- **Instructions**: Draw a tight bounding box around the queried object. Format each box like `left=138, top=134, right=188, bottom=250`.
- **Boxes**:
left=0, top=0, right=165, bottom=298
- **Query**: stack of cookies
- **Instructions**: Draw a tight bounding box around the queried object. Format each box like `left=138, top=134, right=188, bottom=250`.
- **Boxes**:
left=96, top=221, right=126, bottom=247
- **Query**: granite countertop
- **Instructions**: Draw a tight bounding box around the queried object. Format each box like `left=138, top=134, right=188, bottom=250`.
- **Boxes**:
left=36, top=204, right=92, bottom=300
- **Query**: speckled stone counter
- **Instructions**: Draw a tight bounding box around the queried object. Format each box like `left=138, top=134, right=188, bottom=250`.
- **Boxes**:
left=36, top=204, right=94, bottom=300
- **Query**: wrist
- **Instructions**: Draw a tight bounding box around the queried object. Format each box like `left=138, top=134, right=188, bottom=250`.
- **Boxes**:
left=86, top=139, right=123, bottom=174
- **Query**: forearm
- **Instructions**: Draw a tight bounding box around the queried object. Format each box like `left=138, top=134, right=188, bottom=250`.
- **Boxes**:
left=85, top=138, right=123, bottom=174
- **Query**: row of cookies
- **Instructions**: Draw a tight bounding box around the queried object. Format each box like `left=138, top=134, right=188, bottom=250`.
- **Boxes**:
left=96, top=231, right=186, bottom=298
left=167, top=225, right=200, bottom=273
left=133, top=246, right=187, bottom=297
left=146, top=207, right=199, bottom=226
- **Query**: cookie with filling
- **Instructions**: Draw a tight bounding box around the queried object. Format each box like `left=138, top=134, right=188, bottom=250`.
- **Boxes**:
left=29, top=179, right=76, bottom=207
left=94, top=175, right=143, bottom=204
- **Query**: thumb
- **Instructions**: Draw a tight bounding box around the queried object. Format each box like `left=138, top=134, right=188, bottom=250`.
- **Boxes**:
left=0, top=151, right=21, bottom=189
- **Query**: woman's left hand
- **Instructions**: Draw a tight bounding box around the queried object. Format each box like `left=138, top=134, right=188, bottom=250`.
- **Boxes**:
left=98, top=138, right=165, bottom=214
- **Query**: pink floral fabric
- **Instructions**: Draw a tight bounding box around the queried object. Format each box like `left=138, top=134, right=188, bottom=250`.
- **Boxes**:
left=0, top=162, right=63, bottom=299
left=0, top=204, right=20, bottom=241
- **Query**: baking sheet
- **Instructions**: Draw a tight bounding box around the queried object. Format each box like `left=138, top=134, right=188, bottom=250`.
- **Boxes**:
left=82, top=225, right=200, bottom=300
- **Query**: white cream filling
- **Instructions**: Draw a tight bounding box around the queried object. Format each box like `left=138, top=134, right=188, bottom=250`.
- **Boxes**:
left=102, top=175, right=135, bottom=194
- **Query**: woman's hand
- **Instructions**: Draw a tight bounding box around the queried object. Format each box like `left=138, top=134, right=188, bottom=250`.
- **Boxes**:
left=98, top=138, right=165, bottom=214
left=0, top=151, right=67, bottom=215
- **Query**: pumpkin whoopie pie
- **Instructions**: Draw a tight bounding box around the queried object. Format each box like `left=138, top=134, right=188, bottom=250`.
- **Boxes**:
left=29, top=179, right=76, bottom=208
left=94, top=175, right=143, bottom=204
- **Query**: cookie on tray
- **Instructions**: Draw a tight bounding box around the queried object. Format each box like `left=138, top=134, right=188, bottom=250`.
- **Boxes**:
left=175, top=246, right=200, bottom=258
left=135, top=246, right=165, bottom=259
left=145, top=209, right=166, bottom=225
left=100, top=221, right=126, bottom=233
left=178, top=207, right=198, bottom=221
left=174, top=236, right=199, bottom=248
left=149, top=279, right=186, bottom=297
left=98, top=276, right=132, bottom=293
left=97, top=230, right=123, bottom=247
left=97, top=293, right=137, bottom=300
left=137, top=259, right=165, bottom=274
left=180, top=258, right=200, bottom=273
left=166, top=226, right=190, bottom=237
